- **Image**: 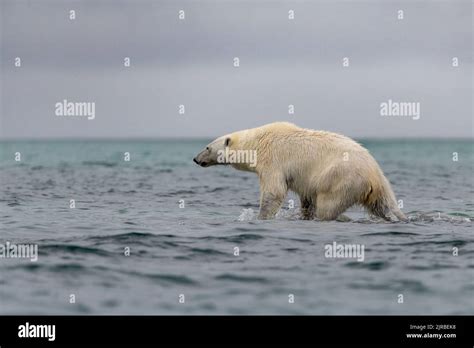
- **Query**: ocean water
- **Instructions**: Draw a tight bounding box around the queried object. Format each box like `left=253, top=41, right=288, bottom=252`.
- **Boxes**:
left=0, top=139, right=473, bottom=315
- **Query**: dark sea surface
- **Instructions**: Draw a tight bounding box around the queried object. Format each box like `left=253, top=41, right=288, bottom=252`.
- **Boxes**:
left=0, top=139, right=473, bottom=314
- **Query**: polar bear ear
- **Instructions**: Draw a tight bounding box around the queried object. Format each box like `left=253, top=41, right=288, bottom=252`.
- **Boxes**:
left=224, top=137, right=231, bottom=147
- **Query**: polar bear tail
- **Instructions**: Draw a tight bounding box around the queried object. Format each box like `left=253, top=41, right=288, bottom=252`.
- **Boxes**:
left=365, top=175, right=408, bottom=222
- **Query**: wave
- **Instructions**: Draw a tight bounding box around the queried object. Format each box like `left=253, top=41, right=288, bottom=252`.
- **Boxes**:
left=394, top=240, right=469, bottom=247
left=361, top=231, right=419, bottom=236
left=124, top=271, right=198, bottom=286
left=41, top=244, right=111, bottom=257
left=85, top=232, right=158, bottom=241
left=345, top=261, right=390, bottom=271
left=196, top=233, right=265, bottom=243
left=81, top=160, right=118, bottom=167
left=214, top=273, right=270, bottom=284
left=7, top=262, right=87, bottom=273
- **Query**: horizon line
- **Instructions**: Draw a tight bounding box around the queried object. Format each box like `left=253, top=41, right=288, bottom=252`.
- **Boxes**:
left=0, top=135, right=473, bottom=142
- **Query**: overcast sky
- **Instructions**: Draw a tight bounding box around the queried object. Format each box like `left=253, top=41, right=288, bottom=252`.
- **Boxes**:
left=1, top=0, right=472, bottom=139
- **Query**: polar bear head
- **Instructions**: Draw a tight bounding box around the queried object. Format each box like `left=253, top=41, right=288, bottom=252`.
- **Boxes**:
left=193, top=130, right=258, bottom=171
left=193, top=135, right=231, bottom=167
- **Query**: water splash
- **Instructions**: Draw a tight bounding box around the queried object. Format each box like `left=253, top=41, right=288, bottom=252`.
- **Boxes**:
left=238, top=208, right=257, bottom=221
left=237, top=209, right=472, bottom=224
left=238, top=208, right=302, bottom=221
left=407, top=212, right=472, bottom=223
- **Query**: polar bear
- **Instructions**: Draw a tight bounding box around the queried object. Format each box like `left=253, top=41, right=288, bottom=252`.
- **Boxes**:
left=193, top=122, right=407, bottom=221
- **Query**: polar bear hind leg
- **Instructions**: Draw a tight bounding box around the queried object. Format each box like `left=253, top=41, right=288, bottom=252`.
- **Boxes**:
left=315, top=192, right=355, bottom=221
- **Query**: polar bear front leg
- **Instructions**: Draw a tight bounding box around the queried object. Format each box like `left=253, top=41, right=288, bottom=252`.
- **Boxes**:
left=258, top=172, right=287, bottom=220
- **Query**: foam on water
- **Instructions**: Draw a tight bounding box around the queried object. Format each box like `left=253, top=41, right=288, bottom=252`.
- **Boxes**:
left=238, top=208, right=473, bottom=224
left=238, top=208, right=257, bottom=221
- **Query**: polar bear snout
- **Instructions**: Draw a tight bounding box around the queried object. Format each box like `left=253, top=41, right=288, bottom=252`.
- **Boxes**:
left=193, top=156, right=208, bottom=167
left=193, top=157, right=209, bottom=167
left=193, top=148, right=215, bottom=167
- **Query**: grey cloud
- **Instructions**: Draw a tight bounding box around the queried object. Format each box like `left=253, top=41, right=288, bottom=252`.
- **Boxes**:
left=1, top=0, right=472, bottom=138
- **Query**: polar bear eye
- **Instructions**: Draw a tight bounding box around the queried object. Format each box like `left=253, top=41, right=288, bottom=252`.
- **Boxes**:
left=206, top=147, right=210, bottom=151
